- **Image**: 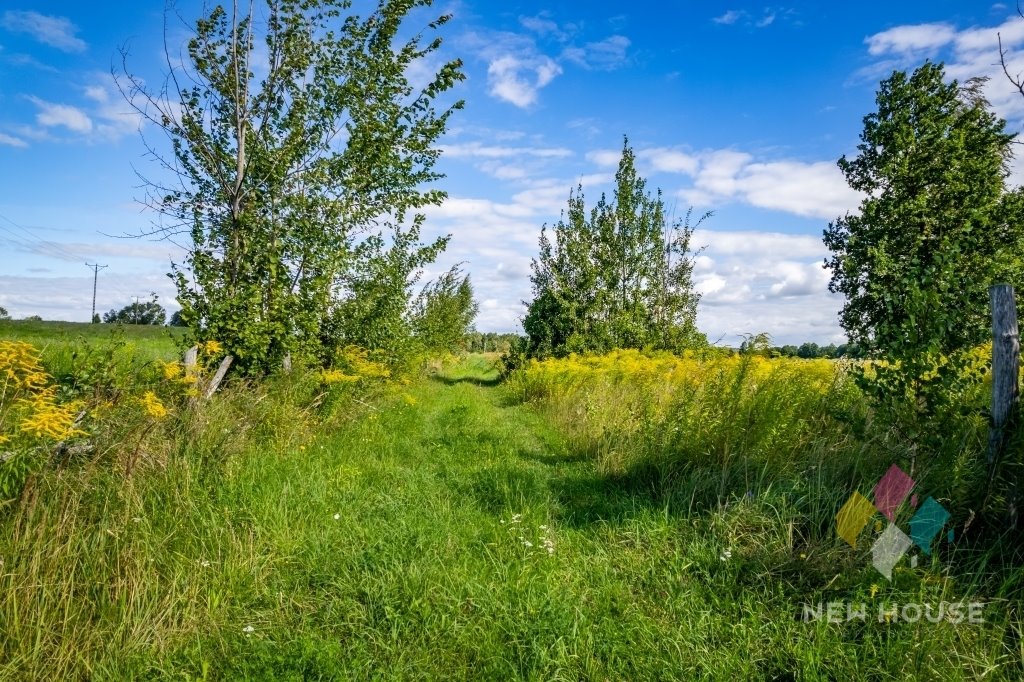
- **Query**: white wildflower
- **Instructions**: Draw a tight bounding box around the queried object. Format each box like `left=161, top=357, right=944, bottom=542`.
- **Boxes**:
left=720, top=548, right=732, bottom=561
left=333, top=513, right=340, bottom=520
left=242, top=625, right=255, bottom=634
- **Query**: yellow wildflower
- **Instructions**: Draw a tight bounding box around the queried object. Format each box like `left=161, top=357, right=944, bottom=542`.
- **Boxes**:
left=140, top=391, right=168, bottom=419
left=870, top=583, right=880, bottom=599
left=20, top=394, right=85, bottom=440
left=202, top=340, right=223, bottom=356
left=402, top=393, right=417, bottom=406
left=161, top=361, right=183, bottom=381
left=321, top=369, right=361, bottom=385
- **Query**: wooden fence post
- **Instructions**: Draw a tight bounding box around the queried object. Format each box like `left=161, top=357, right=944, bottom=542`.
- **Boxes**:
left=203, top=355, right=234, bottom=400
left=988, top=285, right=1020, bottom=496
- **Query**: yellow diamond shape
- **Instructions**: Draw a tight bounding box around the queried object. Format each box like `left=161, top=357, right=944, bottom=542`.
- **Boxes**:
left=837, top=491, right=876, bottom=548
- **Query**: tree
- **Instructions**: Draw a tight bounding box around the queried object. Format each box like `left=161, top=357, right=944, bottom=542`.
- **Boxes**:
left=411, top=268, right=478, bottom=353
left=168, top=310, right=186, bottom=327
left=103, top=296, right=167, bottom=325
left=91, top=313, right=101, bottom=324
left=0, top=306, right=8, bottom=321
left=119, top=0, right=464, bottom=374
left=824, top=62, right=1022, bottom=420
left=523, top=138, right=707, bottom=358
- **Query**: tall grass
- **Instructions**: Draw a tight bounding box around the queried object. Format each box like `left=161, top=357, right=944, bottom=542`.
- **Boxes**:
left=508, top=349, right=1023, bottom=676
left=1, top=343, right=1021, bottom=678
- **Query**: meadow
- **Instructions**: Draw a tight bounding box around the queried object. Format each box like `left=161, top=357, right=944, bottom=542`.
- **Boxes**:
left=0, top=327, right=1021, bottom=679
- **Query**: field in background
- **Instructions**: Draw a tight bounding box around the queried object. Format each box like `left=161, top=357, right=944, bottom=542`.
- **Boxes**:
left=0, top=319, right=182, bottom=365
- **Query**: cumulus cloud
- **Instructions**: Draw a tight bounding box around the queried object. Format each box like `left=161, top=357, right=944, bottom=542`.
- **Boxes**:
left=1, top=10, right=86, bottom=52
left=690, top=229, right=844, bottom=344
left=676, top=151, right=861, bottom=219
left=27, top=96, right=93, bottom=133
left=585, top=144, right=860, bottom=219
left=486, top=54, right=562, bottom=108
left=862, top=17, right=1024, bottom=127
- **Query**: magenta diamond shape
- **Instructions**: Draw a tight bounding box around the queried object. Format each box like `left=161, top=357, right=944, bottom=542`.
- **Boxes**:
left=873, top=464, right=915, bottom=521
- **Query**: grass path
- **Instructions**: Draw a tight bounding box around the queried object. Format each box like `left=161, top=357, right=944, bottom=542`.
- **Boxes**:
left=3, top=355, right=1010, bottom=679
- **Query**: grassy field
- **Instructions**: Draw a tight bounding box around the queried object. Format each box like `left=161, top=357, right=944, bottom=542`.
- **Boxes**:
left=0, top=344, right=1021, bottom=679
left=0, top=319, right=182, bottom=365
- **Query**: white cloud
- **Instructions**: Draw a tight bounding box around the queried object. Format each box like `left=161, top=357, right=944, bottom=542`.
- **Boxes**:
left=713, top=10, right=744, bottom=26
left=862, top=17, right=1024, bottom=172
left=80, top=75, right=144, bottom=140
left=28, top=96, right=93, bottom=133
left=713, top=9, right=780, bottom=29
left=519, top=14, right=569, bottom=41
left=0, top=133, right=28, bottom=148
left=676, top=151, right=861, bottom=219
left=561, top=35, right=631, bottom=71
left=1, top=10, right=86, bottom=52
left=0, top=272, right=178, bottom=322
left=487, top=54, right=562, bottom=108
left=583, top=144, right=860, bottom=219
left=586, top=148, right=622, bottom=167
left=690, top=229, right=845, bottom=344
left=442, top=142, right=573, bottom=159
left=865, top=23, right=957, bottom=56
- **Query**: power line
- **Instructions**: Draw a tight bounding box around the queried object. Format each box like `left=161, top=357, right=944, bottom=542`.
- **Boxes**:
left=0, top=212, right=84, bottom=262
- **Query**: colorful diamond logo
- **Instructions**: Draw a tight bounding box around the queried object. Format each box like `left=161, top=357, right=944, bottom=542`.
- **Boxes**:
left=909, top=497, right=950, bottom=556
left=873, top=464, right=915, bottom=521
left=836, top=491, right=875, bottom=548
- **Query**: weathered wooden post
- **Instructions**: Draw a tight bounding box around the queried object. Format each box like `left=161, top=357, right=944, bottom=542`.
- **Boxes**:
left=203, top=355, right=234, bottom=400
left=988, top=284, right=1019, bottom=494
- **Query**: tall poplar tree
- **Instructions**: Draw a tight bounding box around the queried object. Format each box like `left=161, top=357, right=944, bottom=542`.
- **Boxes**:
left=523, top=138, right=706, bottom=358
left=120, top=0, right=464, bottom=374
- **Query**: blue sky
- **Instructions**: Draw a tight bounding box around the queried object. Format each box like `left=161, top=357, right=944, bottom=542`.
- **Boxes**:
left=1, top=1, right=1022, bottom=344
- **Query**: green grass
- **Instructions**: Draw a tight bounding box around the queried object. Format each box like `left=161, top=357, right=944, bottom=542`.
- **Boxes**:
left=0, top=355, right=1021, bottom=679
left=0, top=319, right=182, bottom=365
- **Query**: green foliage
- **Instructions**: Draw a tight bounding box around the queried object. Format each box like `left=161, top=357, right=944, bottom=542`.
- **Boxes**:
left=410, top=267, right=479, bottom=354
left=523, top=138, right=707, bottom=359
left=122, top=0, right=464, bottom=375
left=90, top=313, right=100, bottom=324
left=465, top=331, right=522, bottom=354
left=0, top=307, right=9, bottom=321
left=3, top=355, right=1019, bottom=678
left=167, top=310, right=185, bottom=327
left=102, top=295, right=166, bottom=325
left=824, top=62, right=1022, bottom=426
left=321, top=222, right=449, bottom=370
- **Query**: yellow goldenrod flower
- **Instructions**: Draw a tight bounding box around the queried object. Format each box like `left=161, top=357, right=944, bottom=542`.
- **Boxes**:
left=321, top=369, right=361, bottom=385
left=161, top=361, right=183, bottom=381
left=140, top=391, right=168, bottom=419
left=202, top=340, right=223, bottom=356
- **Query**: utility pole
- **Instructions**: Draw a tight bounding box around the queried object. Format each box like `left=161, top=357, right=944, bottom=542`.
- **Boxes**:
left=85, top=263, right=107, bottom=322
